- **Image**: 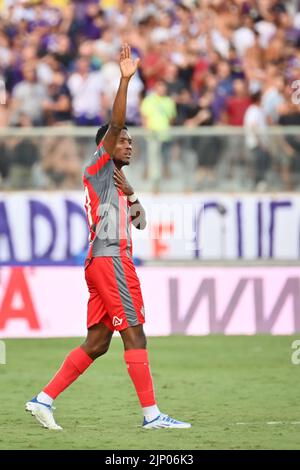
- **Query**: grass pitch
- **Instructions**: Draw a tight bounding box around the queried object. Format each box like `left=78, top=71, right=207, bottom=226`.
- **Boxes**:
left=0, top=335, right=299, bottom=450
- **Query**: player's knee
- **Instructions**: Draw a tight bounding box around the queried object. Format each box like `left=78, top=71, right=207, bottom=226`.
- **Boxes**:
left=125, top=334, right=147, bottom=350
left=120, top=324, right=147, bottom=350
left=84, top=340, right=110, bottom=360
left=138, top=335, right=147, bottom=349
left=96, top=341, right=110, bottom=358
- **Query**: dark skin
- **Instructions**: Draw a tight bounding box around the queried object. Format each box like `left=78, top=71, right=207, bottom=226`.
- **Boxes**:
left=81, top=44, right=147, bottom=360
left=81, top=323, right=147, bottom=361
left=112, top=129, right=134, bottom=173
left=102, top=44, right=139, bottom=158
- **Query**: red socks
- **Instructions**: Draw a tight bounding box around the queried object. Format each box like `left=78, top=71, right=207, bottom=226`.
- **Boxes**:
left=43, top=347, right=93, bottom=399
left=43, top=347, right=156, bottom=407
left=124, top=349, right=156, bottom=407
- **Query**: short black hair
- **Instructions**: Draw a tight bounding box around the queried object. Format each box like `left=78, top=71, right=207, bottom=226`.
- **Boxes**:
left=95, top=124, right=128, bottom=146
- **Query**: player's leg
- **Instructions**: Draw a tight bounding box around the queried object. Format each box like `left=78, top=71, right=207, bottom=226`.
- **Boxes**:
left=26, top=259, right=115, bottom=429
left=26, top=321, right=113, bottom=430
left=101, top=256, right=191, bottom=429
left=40, top=321, right=113, bottom=400
left=119, top=324, right=159, bottom=420
left=84, top=256, right=191, bottom=429
left=120, top=324, right=191, bottom=429
left=81, top=321, right=113, bottom=359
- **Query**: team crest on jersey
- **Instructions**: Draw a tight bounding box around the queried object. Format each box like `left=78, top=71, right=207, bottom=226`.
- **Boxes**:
left=113, top=316, right=123, bottom=327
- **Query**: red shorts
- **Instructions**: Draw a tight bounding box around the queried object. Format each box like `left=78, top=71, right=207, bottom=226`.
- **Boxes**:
left=85, top=256, right=145, bottom=331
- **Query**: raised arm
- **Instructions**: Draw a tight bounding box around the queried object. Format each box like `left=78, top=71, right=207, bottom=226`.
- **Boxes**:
left=102, top=44, right=140, bottom=156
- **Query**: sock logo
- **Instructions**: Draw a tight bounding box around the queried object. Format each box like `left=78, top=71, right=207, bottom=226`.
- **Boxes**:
left=113, top=316, right=123, bottom=327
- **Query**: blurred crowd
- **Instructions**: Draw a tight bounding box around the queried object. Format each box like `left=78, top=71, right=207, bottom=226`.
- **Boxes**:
left=1, top=0, right=300, bottom=190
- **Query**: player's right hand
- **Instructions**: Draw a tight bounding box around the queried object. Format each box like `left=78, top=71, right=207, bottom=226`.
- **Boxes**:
left=119, top=43, right=140, bottom=79
left=113, top=168, right=134, bottom=196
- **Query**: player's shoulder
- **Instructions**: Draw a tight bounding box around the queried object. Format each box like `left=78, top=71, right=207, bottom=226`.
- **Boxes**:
left=96, top=140, right=105, bottom=152
left=84, top=145, right=113, bottom=178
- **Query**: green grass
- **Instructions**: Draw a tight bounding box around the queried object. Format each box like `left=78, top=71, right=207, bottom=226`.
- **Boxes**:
left=0, top=336, right=300, bottom=450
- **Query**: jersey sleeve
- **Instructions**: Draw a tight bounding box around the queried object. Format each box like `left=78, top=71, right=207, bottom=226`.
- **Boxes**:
left=85, top=141, right=111, bottom=177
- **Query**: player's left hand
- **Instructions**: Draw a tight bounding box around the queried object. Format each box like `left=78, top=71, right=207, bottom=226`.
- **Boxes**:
left=113, top=168, right=134, bottom=196
left=119, top=43, right=140, bottom=79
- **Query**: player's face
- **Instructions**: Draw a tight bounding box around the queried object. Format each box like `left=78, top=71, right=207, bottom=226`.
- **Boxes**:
left=113, top=130, right=133, bottom=167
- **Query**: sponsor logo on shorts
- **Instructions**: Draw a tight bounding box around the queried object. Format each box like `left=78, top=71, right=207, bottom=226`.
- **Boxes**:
left=140, top=306, right=145, bottom=317
left=113, top=316, right=123, bottom=327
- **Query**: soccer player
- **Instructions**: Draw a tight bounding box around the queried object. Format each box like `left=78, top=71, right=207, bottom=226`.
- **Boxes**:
left=26, top=44, right=191, bottom=431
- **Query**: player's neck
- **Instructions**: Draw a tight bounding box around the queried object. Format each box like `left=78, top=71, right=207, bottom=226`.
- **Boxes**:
left=113, top=161, right=124, bottom=171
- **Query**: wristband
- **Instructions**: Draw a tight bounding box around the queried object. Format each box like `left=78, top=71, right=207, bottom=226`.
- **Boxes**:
left=128, top=193, right=138, bottom=203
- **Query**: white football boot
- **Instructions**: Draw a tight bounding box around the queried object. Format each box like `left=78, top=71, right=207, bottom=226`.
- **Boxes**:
left=143, top=413, right=191, bottom=429
left=26, top=397, right=62, bottom=430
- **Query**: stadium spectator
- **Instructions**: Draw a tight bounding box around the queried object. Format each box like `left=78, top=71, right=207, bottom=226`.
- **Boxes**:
left=93, top=26, right=120, bottom=64
left=10, top=113, right=40, bottom=189
left=10, top=63, right=48, bottom=126
left=0, top=0, right=299, bottom=191
left=233, top=15, right=256, bottom=58
left=0, top=142, right=11, bottom=188
left=243, top=29, right=265, bottom=73
left=140, top=39, right=169, bottom=90
left=42, top=71, right=72, bottom=126
left=67, top=57, right=104, bottom=126
left=278, top=99, right=300, bottom=189
left=244, top=91, right=271, bottom=189
left=81, top=2, right=104, bottom=40
left=211, top=60, right=234, bottom=122
left=49, top=33, right=75, bottom=70
left=201, top=72, right=223, bottom=124
left=185, top=91, right=222, bottom=189
left=141, top=80, right=176, bottom=177
left=163, top=63, right=186, bottom=102
left=175, top=89, right=195, bottom=126
left=225, top=79, right=251, bottom=126
left=262, top=75, right=285, bottom=124
left=41, top=136, right=82, bottom=188
left=1, top=0, right=299, bottom=130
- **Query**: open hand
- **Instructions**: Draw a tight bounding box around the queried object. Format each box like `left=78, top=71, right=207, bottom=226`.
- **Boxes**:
left=119, top=43, right=140, bottom=79
left=113, top=168, right=134, bottom=196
